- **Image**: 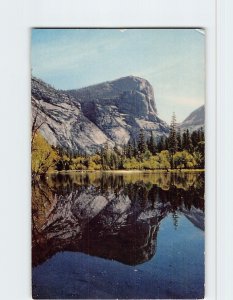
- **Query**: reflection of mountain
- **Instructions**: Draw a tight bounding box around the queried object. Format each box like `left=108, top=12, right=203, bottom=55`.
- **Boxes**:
left=182, top=206, right=205, bottom=230
left=32, top=172, right=204, bottom=267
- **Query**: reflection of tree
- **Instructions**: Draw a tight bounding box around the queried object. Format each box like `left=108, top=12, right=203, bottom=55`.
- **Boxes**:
left=148, top=185, right=158, bottom=209
left=47, top=171, right=204, bottom=192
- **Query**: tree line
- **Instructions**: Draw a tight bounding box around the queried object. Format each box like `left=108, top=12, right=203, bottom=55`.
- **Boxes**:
left=31, top=112, right=205, bottom=177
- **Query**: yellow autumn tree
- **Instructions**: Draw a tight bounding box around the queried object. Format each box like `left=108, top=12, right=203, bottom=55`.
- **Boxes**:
left=31, top=132, right=58, bottom=176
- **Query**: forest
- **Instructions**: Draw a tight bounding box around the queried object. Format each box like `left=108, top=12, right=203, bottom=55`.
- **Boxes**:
left=31, top=113, right=205, bottom=177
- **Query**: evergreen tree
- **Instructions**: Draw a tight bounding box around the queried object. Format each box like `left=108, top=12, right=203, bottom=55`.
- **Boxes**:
left=101, top=142, right=110, bottom=169
left=132, top=139, right=138, bottom=157
left=176, top=128, right=182, bottom=151
left=182, top=129, right=193, bottom=152
left=186, top=129, right=193, bottom=152
left=126, top=140, right=134, bottom=158
left=168, top=112, right=178, bottom=168
left=168, top=112, right=178, bottom=154
left=182, top=130, right=187, bottom=150
left=156, top=137, right=162, bottom=152
left=199, top=127, right=205, bottom=141
left=147, top=131, right=157, bottom=155
left=122, top=144, right=127, bottom=158
left=164, top=136, right=169, bottom=151
left=191, top=130, right=199, bottom=149
left=157, top=136, right=166, bottom=152
left=113, top=145, right=120, bottom=156
left=137, top=129, right=148, bottom=155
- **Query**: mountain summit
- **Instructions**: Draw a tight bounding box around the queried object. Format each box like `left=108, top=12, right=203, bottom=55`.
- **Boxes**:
left=67, top=76, right=168, bottom=146
left=69, top=75, right=158, bottom=115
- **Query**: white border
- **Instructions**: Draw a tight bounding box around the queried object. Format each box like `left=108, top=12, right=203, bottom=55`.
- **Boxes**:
left=216, top=0, right=233, bottom=299
left=0, top=0, right=227, bottom=299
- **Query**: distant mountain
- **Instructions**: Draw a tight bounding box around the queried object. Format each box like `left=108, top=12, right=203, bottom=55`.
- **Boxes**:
left=31, top=76, right=169, bottom=154
left=179, top=105, right=205, bottom=132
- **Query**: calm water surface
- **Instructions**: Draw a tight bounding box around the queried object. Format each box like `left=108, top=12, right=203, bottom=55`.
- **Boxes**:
left=32, top=171, right=204, bottom=299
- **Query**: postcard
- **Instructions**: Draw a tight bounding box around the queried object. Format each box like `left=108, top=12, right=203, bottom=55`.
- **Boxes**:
left=31, top=28, right=205, bottom=299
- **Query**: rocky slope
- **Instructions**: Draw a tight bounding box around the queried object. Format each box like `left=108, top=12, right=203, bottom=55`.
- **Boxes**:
left=31, top=76, right=169, bottom=154
left=32, top=77, right=114, bottom=154
left=179, top=105, right=205, bottom=132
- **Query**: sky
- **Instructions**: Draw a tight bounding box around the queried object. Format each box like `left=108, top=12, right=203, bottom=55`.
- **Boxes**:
left=31, top=28, right=205, bottom=123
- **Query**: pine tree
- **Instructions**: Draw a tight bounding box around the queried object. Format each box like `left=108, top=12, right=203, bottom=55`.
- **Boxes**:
left=186, top=129, right=193, bottom=152
left=168, top=112, right=178, bottom=168
left=168, top=112, right=178, bottom=154
left=122, top=144, right=127, bottom=158
left=182, top=130, right=187, bottom=150
left=126, top=140, right=134, bottom=158
left=196, top=127, right=205, bottom=158
left=133, top=139, right=138, bottom=157
left=137, top=129, right=148, bottom=155
left=157, top=136, right=166, bottom=152
left=164, top=136, right=169, bottom=151
left=177, top=128, right=182, bottom=151
left=148, top=131, right=156, bottom=155
left=191, top=130, right=198, bottom=150
left=199, top=127, right=205, bottom=142
left=101, top=142, right=110, bottom=169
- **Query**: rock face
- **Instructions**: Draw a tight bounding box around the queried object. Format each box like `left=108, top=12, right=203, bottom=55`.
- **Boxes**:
left=32, top=77, right=114, bottom=154
left=31, top=76, right=169, bottom=154
left=180, top=105, right=205, bottom=132
left=68, top=76, right=168, bottom=145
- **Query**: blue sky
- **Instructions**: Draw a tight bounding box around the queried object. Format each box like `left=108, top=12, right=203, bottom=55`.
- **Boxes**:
left=31, top=28, right=205, bottom=123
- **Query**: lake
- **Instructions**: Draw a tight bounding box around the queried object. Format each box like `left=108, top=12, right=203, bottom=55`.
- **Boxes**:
left=32, top=171, right=205, bottom=299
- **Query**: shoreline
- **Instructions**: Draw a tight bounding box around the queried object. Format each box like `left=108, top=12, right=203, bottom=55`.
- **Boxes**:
left=47, top=169, right=205, bottom=175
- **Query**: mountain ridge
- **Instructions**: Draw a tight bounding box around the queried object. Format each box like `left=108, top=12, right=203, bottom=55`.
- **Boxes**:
left=31, top=75, right=203, bottom=154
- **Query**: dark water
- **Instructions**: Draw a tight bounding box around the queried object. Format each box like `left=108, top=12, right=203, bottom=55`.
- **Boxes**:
left=32, top=171, right=204, bottom=299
